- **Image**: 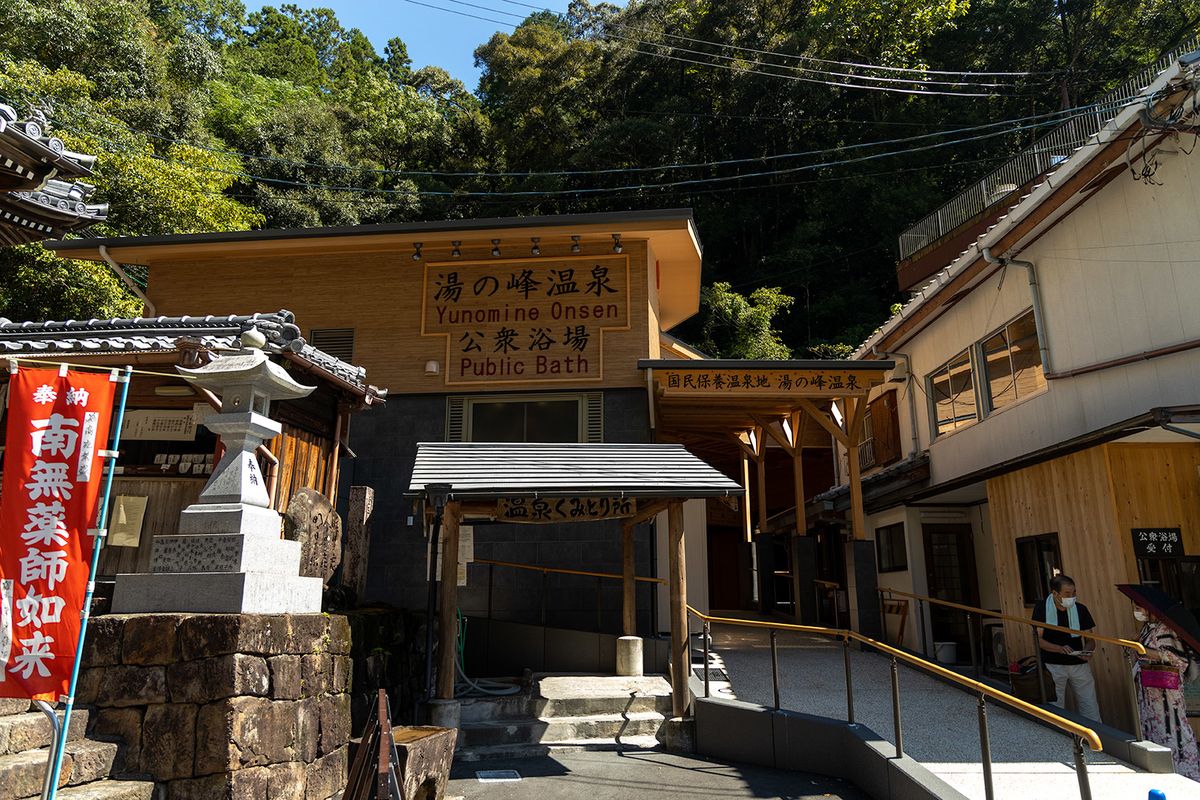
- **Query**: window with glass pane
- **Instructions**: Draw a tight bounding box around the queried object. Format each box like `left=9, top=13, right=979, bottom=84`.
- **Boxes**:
left=1015, top=533, right=1061, bottom=605
left=875, top=523, right=908, bottom=573
left=469, top=398, right=581, bottom=442
left=983, top=311, right=1045, bottom=412
left=930, top=349, right=976, bottom=436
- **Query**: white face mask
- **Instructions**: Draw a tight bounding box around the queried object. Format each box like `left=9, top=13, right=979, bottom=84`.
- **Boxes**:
left=1134, top=610, right=1149, bottom=623
left=1058, top=596, right=1077, bottom=608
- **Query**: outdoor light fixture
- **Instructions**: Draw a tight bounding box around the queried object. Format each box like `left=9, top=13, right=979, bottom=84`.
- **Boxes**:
left=424, top=360, right=440, bottom=376
left=492, top=239, right=501, bottom=257
left=412, top=242, right=423, bottom=261
left=612, top=233, right=622, bottom=253
left=451, top=241, right=461, bottom=258
left=531, top=237, right=540, bottom=255
left=571, top=235, right=581, bottom=253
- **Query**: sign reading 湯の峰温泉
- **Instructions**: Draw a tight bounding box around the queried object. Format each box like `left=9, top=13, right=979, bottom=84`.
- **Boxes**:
left=422, top=256, right=629, bottom=384
left=0, top=368, right=116, bottom=700
left=659, top=369, right=875, bottom=395
left=1131, top=528, right=1185, bottom=559
left=496, top=496, right=637, bottom=523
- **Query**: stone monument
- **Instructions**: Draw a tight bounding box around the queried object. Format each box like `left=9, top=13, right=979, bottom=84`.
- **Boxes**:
left=112, top=328, right=324, bottom=614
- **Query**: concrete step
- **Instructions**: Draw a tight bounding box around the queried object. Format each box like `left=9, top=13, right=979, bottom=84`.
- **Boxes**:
left=0, top=709, right=88, bottom=755
left=21, top=778, right=155, bottom=800
left=459, top=711, right=667, bottom=750
left=459, top=692, right=672, bottom=723
left=456, top=735, right=663, bottom=762
left=0, top=698, right=33, bottom=718
left=0, top=738, right=118, bottom=798
left=65, top=739, right=120, bottom=786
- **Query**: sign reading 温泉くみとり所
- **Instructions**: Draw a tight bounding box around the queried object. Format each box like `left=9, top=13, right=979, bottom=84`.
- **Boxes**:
left=0, top=368, right=116, bottom=700
left=422, top=255, right=629, bottom=384
left=1131, top=528, right=1185, bottom=559
left=496, top=496, right=637, bottom=523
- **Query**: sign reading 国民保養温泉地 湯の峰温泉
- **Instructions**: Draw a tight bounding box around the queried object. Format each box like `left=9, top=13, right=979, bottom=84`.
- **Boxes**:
left=422, top=255, right=630, bottom=385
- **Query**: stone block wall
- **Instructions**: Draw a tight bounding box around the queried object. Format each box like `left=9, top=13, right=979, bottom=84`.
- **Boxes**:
left=80, top=613, right=352, bottom=800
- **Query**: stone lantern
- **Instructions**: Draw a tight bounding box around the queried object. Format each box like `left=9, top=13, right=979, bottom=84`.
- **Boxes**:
left=111, top=328, right=324, bottom=614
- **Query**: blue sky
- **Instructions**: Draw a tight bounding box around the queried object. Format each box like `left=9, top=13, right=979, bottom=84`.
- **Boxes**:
left=316, top=0, right=574, bottom=90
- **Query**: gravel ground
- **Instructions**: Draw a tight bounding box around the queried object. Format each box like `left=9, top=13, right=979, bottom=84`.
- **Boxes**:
left=709, top=622, right=1199, bottom=800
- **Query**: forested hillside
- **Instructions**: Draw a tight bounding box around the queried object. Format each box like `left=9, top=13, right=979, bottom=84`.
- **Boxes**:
left=1, top=0, right=1196, bottom=354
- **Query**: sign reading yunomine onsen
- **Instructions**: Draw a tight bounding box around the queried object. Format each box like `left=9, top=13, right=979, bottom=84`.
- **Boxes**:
left=422, top=255, right=629, bottom=384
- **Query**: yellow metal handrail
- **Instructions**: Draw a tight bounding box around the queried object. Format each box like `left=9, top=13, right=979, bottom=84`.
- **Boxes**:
left=813, top=578, right=840, bottom=589
left=875, top=586, right=1145, bottom=655
left=474, top=557, right=668, bottom=585
left=687, top=605, right=1103, bottom=752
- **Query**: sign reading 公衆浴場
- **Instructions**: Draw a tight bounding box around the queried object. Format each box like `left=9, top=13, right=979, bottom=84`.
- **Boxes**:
left=0, top=368, right=116, bottom=700
left=1131, top=528, right=1185, bottom=559
left=422, top=255, right=629, bottom=384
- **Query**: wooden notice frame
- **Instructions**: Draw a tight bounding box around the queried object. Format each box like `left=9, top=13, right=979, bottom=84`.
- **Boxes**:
left=421, top=254, right=630, bottom=386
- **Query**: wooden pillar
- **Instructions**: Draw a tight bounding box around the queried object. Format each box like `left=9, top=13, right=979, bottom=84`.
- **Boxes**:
left=435, top=502, right=461, bottom=700
left=667, top=500, right=689, bottom=719
left=741, top=453, right=752, bottom=543
left=755, top=443, right=768, bottom=532
left=791, top=411, right=807, bottom=519
left=846, top=399, right=866, bottom=541
left=622, top=520, right=636, bottom=636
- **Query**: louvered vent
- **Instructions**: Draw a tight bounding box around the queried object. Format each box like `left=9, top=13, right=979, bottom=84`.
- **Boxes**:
left=584, top=392, right=603, bottom=442
left=446, top=397, right=467, bottom=442
left=308, top=327, right=355, bottom=362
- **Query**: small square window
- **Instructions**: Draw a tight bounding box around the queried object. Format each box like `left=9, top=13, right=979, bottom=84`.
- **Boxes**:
left=929, top=349, right=976, bottom=437
left=983, top=311, right=1045, bottom=413
left=1015, top=533, right=1061, bottom=605
left=876, top=523, right=908, bottom=573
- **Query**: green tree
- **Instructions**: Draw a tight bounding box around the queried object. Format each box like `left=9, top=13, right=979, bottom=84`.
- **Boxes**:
left=691, top=283, right=795, bottom=360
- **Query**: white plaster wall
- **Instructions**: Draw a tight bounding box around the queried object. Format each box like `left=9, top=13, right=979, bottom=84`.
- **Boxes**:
left=655, top=498, right=709, bottom=635
left=894, top=149, right=1200, bottom=485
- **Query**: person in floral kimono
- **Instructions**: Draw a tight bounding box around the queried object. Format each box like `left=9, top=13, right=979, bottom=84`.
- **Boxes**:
left=1133, top=601, right=1200, bottom=781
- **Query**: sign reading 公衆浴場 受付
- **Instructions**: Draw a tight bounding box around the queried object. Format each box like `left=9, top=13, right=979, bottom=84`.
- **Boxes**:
left=422, top=256, right=630, bottom=384
left=1131, top=528, right=1186, bottom=559
left=0, top=368, right=116, bottom=700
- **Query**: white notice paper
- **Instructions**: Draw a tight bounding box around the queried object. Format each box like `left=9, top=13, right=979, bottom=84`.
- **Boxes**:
left=108, top=495, right=149, bottom=548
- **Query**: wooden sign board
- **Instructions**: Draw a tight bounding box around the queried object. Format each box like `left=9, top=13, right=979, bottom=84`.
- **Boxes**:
left=497, top=496, right=636, bottom=523
left=422, top=255, right=630, bottom=385
left=1131, top=527, right=1185, bottom=558
left=658, top=369, right=878, bottom=396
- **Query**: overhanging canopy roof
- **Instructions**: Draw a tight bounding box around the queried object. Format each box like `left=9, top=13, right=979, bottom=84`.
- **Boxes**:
left=407, top=442, right=743, bottom=501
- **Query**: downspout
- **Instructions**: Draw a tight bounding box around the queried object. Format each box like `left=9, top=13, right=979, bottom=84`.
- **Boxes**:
left=982, top=247, right=1052, bottom=374
left=422, top=484, right=452, bottom=721
left=872, top=347, right=919, bottom=460
left=99, top=245, right=157, bottom=318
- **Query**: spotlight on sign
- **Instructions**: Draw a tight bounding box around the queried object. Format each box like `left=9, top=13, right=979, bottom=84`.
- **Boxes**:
left=492, top=239, right=501, bottom=257
left=571, top=235, right=581, bottom=253
left=612, top=234, right=622, bottom=253
left=531, top=237, right=540, bottom=256
left=412, top=242, right=423, bottom=261
left=451, top=241, right=461, bottom=258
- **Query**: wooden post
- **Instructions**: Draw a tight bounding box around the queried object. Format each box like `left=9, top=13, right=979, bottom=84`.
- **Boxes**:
left=667, top=500, right=689, bottom=719
left=846, top=399, right=867, bottom=541
left=436, top=502, right=461, bottom=700
left=741, top=453, right=752, bottom=543
left=755, top=428, right=768, bottom=533
left=622, top=520, right=636, bottom=636
left=791, top=411, right=807, bottom=519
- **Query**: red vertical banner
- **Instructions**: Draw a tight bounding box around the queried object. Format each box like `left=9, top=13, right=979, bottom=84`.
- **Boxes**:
left=0, top=367, right=116, bottom=700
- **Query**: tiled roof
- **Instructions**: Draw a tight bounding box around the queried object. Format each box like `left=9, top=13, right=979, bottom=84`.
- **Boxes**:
left=0, top=310, right=381, bottom=396
left=407, top=442, right=743, bottom=500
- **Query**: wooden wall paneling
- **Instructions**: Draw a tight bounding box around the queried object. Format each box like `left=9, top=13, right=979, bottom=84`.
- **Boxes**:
left=986, top=446, right=1136, bottom=732
left=96, top=478, right=206, bottom=577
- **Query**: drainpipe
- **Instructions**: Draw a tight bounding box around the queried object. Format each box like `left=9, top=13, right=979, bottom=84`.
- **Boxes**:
left=422, top=483, right=452, bottom=721
left=1153, top=408, right=1200, bottom=441
left=872, top=347, right=920, bottom=459
left=982, top=247, right=1052, bottom=374
left=98, top=245, right=156, bottom=318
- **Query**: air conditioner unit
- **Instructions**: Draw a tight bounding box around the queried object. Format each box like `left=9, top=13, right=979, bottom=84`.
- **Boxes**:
left=983, top=621, right=1007, bottom=669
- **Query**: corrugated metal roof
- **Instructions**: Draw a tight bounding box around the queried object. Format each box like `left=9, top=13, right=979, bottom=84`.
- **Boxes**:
left=407, top=442, right=742, bottom=500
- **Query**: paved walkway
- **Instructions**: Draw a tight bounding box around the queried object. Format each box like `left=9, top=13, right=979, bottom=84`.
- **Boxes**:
left=708, top=621, right=1198, bottom=800
left=447, top=749, right=872, bottom=799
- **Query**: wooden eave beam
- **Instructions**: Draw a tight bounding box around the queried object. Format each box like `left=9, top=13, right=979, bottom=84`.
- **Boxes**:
left=623, top=498, right=672, bottom=527
left=796, top=398, right=848, bottom=447
left=749, top=413, right=796, bottom=457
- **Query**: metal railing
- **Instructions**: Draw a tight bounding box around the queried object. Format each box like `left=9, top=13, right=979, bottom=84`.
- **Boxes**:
left=897, top=35, right=1200, bottom=260
left=858, top=437, right=878, bottom=469
left=473, top=557, right=665, bottom=634
left=876, top=587, right=1146, bottom=739
left=689, top=606, right=1103, bottom=800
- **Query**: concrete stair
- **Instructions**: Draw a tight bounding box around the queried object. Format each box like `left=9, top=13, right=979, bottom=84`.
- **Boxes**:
left=0, top=700, right=153, bottom=800
left=456, top=674, right=673, bottom=762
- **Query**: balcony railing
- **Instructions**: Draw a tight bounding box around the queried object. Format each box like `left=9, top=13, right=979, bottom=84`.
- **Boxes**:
left=858, top=436, right=877, bottom=469
left=897, top=35, right=1200, bottom=261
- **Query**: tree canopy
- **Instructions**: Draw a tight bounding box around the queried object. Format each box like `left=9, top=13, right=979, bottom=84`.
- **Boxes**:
left=1, top=0, right=1195, bottom=353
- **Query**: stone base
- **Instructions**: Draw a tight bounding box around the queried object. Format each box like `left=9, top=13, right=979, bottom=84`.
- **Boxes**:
left=658, top=716, right=695, bottom=753
left=426, top=699, right=460, bottom=732
left=178, top=502, right=283, bottom=536
left=112, top=571, right=322, bottom=614
left=149, top=534, right=302, bottom=575
left=616, top=636, right=644, bottom=676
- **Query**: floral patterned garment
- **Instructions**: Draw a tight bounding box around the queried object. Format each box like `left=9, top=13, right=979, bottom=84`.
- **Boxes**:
left=1137, top=620, right=1200, bottom=781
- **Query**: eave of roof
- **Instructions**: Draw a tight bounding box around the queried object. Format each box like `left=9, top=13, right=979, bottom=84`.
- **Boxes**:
left=406, top=441, right=743, bottom=500
left=853, top=52, right=1197, bottom=360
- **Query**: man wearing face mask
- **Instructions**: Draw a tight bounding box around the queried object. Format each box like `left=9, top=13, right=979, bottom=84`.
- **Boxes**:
left=1031, top=574, right=1101, bottom=721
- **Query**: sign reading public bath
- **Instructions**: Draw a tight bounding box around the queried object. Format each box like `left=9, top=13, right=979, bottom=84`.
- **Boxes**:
left=422, top=256, right=629, bottom=384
